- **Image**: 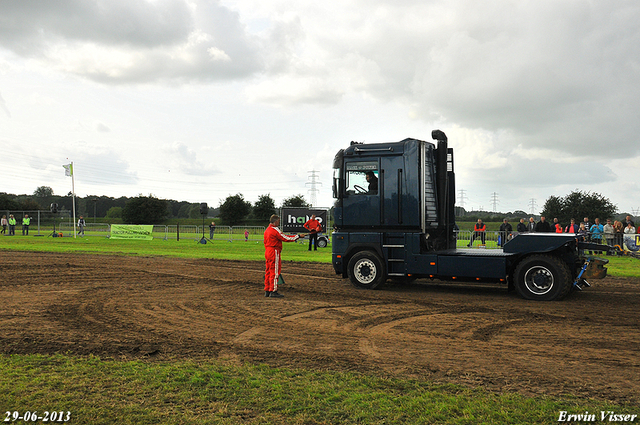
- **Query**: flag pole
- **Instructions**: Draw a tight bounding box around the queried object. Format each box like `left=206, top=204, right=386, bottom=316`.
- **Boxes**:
left=71, top=161, right=76, bottom=238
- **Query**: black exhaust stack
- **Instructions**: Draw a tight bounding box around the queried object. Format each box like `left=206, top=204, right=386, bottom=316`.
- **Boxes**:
left=432, top=130, right=454, bottom=249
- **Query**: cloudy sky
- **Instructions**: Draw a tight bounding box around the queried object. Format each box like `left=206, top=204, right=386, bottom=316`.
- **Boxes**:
left=1, top=0, right=639, bottom=215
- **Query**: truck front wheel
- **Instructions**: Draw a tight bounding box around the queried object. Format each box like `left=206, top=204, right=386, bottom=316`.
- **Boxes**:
left=347, top=251, right=386, bottom=289
left=514, top=254, right=572, bottom=301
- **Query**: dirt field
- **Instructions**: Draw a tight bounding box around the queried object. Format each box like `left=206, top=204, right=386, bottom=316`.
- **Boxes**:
left=1, top=251, right=638, bottom=404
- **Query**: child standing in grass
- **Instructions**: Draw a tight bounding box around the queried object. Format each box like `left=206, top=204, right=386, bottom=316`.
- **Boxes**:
left=244, top=229, right=249, bottom=242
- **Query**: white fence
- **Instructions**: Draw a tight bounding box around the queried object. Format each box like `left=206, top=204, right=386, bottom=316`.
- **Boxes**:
left=52, top=223, right=266, bottom=241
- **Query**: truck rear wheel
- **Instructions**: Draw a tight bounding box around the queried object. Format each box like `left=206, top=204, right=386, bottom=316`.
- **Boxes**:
left=347, top=251, right=386, bottom=289
left=514, top=254, right=572, bottom=301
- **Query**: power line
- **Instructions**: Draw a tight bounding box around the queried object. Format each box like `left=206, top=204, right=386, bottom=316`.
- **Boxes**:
left=490, top=192, right=499, bottom=212
left=306, top=170, right=322, bottom=207
left=457, top=189, right=467, bottom=209
left=528, top=198, right=537, bottom=215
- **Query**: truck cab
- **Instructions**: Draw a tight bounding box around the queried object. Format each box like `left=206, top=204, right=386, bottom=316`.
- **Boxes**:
left=331, top=130, right=608, bottom=301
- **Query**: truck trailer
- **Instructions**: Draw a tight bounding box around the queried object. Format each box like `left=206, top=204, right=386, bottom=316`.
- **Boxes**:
left=331, top=130, right=609, bottom=301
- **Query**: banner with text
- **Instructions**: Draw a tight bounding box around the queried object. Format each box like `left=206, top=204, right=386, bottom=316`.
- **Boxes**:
left=281, top=208, right=328, bottom=233
left=110, top=224, right=154, bottom=240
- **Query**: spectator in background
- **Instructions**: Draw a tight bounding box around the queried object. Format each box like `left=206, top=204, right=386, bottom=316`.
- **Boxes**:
left=590, top=218, right=604, bottom=243
left=468, top=219, right=487, bottom=247
left=8, top=214, right=16, bottom=236
left=613, top=220, right=624, bottom=252
left=535, top=216, right=552, bottom=232
left=0, top=215, right=6, bottom=234
left=603, top=219, right=615, bottom=254
left=565, top=218, right=579, bottom=233
left=624, top=215, right=635, bottom=230
left=624, top=222, right=636, bottom=234
left=581, top=217, right=591, bottom=242
left=577, top=223, right=588, bottom=241
left=517, top=218, right=527, bottom=233
left=499, top=219, right=512, bottom=247
left=527, top=217, right=536, bottom=232
left=590, top=218, right=604, bottom=254
left=244, top=228, right=249, bottom=242
left=77, top=216, right=86, bottom=236
left=22, top=214, right=31, bottom=235
left=209, top=221, right=216, bottom=239
left=303, top=214, right=322, bottom=251
left=553, top=218, right=563, bottom=233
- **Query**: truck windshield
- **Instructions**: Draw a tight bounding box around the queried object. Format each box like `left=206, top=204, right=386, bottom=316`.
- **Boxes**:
left=345, top=162, right=378, bottom=195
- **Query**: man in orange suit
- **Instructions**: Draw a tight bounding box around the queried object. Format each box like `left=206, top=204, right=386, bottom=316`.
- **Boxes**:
left=264, top=214, right=300, bottom=298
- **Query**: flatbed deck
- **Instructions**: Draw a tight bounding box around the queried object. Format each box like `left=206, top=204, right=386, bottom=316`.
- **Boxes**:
left=437, top=248, right=513, bottom=257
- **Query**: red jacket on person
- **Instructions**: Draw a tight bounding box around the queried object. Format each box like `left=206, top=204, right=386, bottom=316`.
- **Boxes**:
left=565, top=223, right=580, bottom=233
left=474, top=223, right=486, bottom=232
left=264, top=224, right=299, bottom=293
left=264, top=223, right=299, bottom=250
left=304, top=218, right=322, bottom=234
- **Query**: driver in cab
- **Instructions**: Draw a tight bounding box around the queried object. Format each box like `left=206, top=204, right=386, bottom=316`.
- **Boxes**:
left=365, top=171, right=378, bottom=194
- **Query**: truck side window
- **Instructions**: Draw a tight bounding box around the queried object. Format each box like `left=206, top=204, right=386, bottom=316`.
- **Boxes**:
left=345, top=162, right=378, bottom=195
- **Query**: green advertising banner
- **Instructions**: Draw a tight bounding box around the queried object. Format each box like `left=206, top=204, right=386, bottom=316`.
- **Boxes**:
left=110, top=224, right=154, bottom=240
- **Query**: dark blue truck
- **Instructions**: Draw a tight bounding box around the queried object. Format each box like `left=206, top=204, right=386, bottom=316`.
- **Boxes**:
left=331, top=130, right=608, bottom=300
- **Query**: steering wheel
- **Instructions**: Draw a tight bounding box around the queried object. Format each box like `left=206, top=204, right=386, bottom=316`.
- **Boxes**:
left=353, top=185, right=367, bottom=194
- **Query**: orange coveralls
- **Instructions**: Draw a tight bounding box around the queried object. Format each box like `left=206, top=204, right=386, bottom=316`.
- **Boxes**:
left=264, top=224, right=299, bottom=292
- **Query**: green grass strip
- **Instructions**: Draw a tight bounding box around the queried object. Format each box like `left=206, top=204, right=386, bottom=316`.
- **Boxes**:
left=2, top=234, right=639, bottom=277
left=0, top=354, right=635, bottom=425
left=0, top=235, right=331, bottom=263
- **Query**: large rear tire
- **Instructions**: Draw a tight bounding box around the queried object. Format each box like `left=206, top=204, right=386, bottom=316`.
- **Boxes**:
left=347, top=251, right=386, bottom=289
left=514, top=254, right=572, bottom=301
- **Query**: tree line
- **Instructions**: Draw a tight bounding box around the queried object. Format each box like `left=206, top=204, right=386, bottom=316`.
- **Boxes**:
left=1, top=187, right=311, bottom=225
left=3, top=187, right=622, bottom=227
left=457, top=190, right=623, bottom=225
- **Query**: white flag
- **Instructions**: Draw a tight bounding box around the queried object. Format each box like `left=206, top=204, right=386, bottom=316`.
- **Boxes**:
left=63, top=163, right=73, bottom=177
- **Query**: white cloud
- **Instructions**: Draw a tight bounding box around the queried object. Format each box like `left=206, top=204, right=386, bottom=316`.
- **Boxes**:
left=163, top=141, right=220, bottom=176
left=0, top=0, right=263, bottom=83
left=0, top=92, right=10, bottom=118
left=1, top=0, right=639, bottom=213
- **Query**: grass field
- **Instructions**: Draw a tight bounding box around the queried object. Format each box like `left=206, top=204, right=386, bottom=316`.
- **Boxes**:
left=1, top=235, right=639, bottom=424
left=2, top=354, right=636, bottom=425
left=1, top=233, right=637, bottom=277
left=0, top=233, right=332, bottom=263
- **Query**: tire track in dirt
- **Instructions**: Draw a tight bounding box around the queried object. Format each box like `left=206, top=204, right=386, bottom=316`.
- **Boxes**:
left=1, top=251, right=639, bottom=403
